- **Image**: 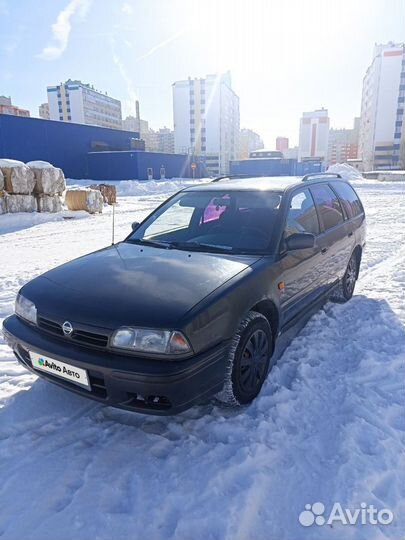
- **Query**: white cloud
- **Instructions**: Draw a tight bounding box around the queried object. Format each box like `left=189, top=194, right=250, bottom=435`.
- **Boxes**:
left=37, top=0, right=91, bottom=61
left=121, top=2, right=133, bottom=15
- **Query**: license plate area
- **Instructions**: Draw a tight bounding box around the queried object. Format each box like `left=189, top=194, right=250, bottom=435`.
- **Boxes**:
left=29, top=351, right=90, bottom=390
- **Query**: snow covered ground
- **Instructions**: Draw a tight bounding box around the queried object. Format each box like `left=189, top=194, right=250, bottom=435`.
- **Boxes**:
left=0, top=178, right=404, bottom=540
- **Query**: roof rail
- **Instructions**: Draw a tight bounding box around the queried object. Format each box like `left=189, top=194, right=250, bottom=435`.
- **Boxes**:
left=301, top=172, right=342, bottom=182
left=211, top=174, right=253, bottom=183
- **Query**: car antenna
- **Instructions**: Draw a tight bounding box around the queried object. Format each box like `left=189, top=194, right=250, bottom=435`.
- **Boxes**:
left=111, top=202, right=115, bottom=245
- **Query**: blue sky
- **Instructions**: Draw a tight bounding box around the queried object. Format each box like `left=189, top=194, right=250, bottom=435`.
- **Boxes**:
left=0, top=0, right=404, bottom=146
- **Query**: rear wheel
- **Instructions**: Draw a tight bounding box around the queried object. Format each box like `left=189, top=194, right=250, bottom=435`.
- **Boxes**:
left=216, top=311, right=273, bottom=406
left=331, top=251, right=359, bottom=303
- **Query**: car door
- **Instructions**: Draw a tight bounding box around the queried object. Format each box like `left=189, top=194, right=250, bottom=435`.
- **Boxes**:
left=309, top=183, right=351, bottom=288
left=278, top=188, right=324, bottom=327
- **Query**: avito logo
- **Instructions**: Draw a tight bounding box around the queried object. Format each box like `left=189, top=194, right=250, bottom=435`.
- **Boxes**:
left=299, top=502, right=394, bottom=527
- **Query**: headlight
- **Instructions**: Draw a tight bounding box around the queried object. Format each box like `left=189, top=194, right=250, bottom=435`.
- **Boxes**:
left=15, top=293, right=37, bottom=325
left=111, top=327, right=191, bottom=355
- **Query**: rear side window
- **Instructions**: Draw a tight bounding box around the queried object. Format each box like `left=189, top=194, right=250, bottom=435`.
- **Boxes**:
left=284, top=189, right=320, bottom=237
left=310, top=184, right=344, bottom=231
left=331, top=182, right=364, bottom=219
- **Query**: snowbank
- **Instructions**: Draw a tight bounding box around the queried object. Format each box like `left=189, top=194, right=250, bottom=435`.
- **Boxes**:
left=327, top=163, right=363, bottom=182
left=0, top=158, right=25, bottom=168
left=66, top=178, right=206, bottom=197
left=26, top=160, right=54, bottom=169
left=0, top=209, right=89, bottom=235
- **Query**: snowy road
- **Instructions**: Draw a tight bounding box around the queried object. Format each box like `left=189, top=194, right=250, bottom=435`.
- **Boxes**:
left=0, top=179, right=404, bottom=540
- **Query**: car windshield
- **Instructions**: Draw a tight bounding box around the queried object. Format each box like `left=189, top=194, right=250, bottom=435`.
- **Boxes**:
left=127, top=190, right=282, bottom=254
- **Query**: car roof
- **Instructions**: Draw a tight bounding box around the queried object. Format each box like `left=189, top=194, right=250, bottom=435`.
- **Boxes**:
left=183, top=174, right=345, bottom=193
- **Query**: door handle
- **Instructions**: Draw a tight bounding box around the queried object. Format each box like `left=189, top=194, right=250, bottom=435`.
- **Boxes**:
left=321, top=247, right=328, bottom=254
left=348, top=231, right=353, bottom=237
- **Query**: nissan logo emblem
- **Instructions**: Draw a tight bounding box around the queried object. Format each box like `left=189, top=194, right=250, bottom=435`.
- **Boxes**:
left=62, top=321, right=73, bottom=336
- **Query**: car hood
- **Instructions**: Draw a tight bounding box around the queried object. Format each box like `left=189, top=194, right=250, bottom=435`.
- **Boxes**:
left=23, top=242, right=261, bottom=330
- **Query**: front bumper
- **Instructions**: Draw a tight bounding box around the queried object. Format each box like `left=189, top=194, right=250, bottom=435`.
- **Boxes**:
left=2, top=315, right=229, bottom=415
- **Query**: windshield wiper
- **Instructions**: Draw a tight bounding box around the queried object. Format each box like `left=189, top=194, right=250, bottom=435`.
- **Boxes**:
left=167, top=241, right=234, bottom=252
left=126, top=238, right=170, bottom=249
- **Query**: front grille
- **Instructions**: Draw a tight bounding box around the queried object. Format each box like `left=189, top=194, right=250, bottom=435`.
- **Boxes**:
left=38, top=317, right=109, bottom=349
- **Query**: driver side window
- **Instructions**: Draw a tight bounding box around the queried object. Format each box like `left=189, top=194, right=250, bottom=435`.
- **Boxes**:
left=283, top=189, right=320, bottom=243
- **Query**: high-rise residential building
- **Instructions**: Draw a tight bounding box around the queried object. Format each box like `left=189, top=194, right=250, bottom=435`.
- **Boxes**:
left=173, top=72, right=240, bottom=175
left=327, top=118, right=360, bottom=166
left=47, top=79, right=122, bottom=129
left=298, top=108, right=330, bottom=163
left=239, top=128, right=264, bottom=159
left=155, top=127, right=175, bottom=154
left=359, top=42, right=405, bottom=170
left=0, top=96, right=30, bottom=117
left=38, top=102, right=50, bottom=120
left=276, top=136, right=289, bottom=153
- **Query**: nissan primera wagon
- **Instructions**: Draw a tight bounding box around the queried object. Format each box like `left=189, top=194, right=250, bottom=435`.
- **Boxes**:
left=3, top=173, right=366, bottom=414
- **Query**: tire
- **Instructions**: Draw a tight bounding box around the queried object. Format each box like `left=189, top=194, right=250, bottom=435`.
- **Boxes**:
left=216, top=311, right=273, bottom=406
left=331, top=251, right=359, bottom=303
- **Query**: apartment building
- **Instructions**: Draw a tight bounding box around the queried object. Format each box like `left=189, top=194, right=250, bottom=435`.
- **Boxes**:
left=173, top=72, right=240, bottom=175
left=327, top=118, right=360, bottom=166
left=298, top=108, right=330, bottom=163
left=47, top=79, right=122, bottom=130
left=0, top=96, right=30, bottom=117
left=359, top=42, right=405, bottom=170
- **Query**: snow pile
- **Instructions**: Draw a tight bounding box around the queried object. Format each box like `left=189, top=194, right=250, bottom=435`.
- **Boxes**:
left=116, top=178, right=205, bottom=196
left=0, top=158, right=25, bottom=168
left=26, top=160, right=54, bottom=169
left=327, top=163, right=364, bottom=182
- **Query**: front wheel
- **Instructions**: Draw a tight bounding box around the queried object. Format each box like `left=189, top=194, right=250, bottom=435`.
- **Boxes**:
left=331, top=252, right=359, bottom=303
left=216, top=311, right=273, bottom=406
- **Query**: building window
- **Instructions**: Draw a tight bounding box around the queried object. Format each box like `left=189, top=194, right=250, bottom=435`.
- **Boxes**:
left=59, top=115, right=63, bottom=121
left=394, top=132, right=402, bottom=138
left=396, top=120, right=403, bottom=127
left=400, top=85, right=405, bottom=91
left=393, top=144, right=401, bottom=150
left=67, top=108, right=71, bottom=113
left=397, top=108, right=404, bottom=115
left=58, top=107, right=62, bottom=113
left=58, top=100, right=62, bottom=106
left=399, top=97, right=405, bottom=103
left=67, top=115, right=72, bottom=121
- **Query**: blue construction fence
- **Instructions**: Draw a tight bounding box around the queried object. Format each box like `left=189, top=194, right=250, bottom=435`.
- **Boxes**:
left=0, top=114, right=206, bottom=180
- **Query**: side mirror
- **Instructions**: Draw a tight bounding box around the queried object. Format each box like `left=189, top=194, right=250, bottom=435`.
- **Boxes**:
left=286, top=232, right=315, bottom=250
left=131, top=221, right=140, bottom=231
